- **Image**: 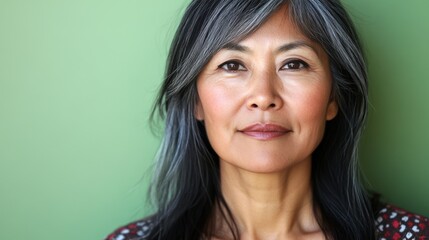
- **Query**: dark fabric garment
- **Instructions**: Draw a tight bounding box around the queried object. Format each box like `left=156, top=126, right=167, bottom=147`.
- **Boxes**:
left=105, top=204, right=429, bottom=240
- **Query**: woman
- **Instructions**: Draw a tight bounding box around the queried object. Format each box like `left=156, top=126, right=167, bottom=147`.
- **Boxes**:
left=106, top=0, right=429, bottom=239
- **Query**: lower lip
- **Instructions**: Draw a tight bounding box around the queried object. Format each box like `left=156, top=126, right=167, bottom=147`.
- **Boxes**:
left=240, top=131, right=289, bottom=140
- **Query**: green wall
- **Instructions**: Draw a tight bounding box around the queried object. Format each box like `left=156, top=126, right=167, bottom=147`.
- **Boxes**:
left=0, top=0, right=187, bottom=239
left=343, top=0, right=429, bottom=217
left=0, top=0, right=427, bottom=239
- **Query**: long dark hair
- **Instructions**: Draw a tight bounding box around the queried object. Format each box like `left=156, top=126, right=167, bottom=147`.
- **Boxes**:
left=148, top=0, right=375, bottom=239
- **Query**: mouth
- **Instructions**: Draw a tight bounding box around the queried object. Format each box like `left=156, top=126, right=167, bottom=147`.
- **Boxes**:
left=239, top=123, right=291, bottom=140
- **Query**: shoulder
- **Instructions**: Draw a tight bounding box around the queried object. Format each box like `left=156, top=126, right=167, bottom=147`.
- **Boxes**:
left=375, top=204, right=429, bottom=239
left=105, top=217, right=155, bottom=240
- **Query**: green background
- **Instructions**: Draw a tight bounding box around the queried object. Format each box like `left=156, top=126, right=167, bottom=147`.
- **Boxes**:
left=0, top=0, right=428, bottom=239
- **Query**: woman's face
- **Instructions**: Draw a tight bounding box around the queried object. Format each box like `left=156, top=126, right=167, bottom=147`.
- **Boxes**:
left=195, top=8, right=338, bottom=174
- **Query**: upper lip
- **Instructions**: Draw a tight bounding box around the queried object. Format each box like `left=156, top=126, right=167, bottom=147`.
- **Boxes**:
left=239, top=123, right=291, bottom=132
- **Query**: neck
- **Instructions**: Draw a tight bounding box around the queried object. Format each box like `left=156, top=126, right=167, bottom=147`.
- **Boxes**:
left=214, top=158, right=321, bottom=239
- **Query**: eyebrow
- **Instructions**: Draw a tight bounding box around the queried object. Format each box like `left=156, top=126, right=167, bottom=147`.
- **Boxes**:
left=222, top=42, right=250, bottom=52
left=276, top=41, right=318, bottom=54
left=222, top=40, right=318, bottom=55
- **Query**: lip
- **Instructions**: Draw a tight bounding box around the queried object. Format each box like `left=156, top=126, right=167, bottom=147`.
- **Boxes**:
left=239, top=123, right=291, bottom=140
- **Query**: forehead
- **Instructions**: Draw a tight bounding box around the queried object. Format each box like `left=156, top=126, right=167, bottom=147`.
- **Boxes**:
left=254, top=6, right=299, bottom=34
left=224, top=5, right=325, bottom=57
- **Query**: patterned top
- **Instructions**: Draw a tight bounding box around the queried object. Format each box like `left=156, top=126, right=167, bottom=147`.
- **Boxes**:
left=106, top=205, right=429, bottom=240
left=376, top=205, right=429, bottom=239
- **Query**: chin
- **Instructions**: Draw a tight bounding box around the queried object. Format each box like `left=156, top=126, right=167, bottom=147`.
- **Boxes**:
left=223, top=155, right=309, bottom=174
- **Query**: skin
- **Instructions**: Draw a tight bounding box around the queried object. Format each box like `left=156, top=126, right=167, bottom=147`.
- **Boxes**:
left=196, top=6, right=337, bottom=240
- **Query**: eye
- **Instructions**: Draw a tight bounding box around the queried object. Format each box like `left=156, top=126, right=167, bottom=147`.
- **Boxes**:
left=281, top=59, right=309, bottom=70
left=218, top=60, right=246, bottom=72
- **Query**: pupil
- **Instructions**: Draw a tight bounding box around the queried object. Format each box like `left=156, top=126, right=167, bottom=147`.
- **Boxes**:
left=228, top=63, right=238, bottom=70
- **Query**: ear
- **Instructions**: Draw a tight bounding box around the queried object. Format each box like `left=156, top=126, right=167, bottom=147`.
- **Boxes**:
left=195, top=99, right=205, bottom=121
left=326, top=100, right=338, bottom=121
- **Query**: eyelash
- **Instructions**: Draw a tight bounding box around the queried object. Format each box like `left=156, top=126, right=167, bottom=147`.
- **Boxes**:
left=281, top=59, right=309, bottom=70
left=218, top=59, right=309, bottom=72
left=218, top=60, right=246, bottom=72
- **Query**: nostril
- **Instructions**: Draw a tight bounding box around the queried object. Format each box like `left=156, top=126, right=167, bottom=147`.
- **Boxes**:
left=249, top=102, right=276, bottom=109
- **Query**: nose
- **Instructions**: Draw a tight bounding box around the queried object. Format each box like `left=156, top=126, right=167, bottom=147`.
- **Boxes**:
left=246, top=71, right=283, bottom=111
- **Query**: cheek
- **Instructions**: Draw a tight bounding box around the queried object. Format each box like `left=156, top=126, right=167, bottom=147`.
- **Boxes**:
left=287, top=89, right=332, bottom=157
left=200, top=92, right=227, bottom=117
left=197, top=82, right=245, bottom=154
left=197, top=90, right=232, bottom=158
left=290, top=84, right=333, bottom=143
left=304, top=96, right=330, bottom=120
left=295, top=86, right=331, bottom=119
left=197, top=82, right=242, bottom=122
